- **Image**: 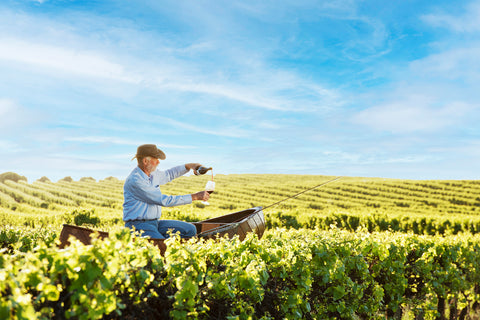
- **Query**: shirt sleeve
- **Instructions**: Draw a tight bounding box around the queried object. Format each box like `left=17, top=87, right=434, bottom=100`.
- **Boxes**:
left=152, top=165, right=189, bottom=186
left=128, top=172, right=192, bottom=207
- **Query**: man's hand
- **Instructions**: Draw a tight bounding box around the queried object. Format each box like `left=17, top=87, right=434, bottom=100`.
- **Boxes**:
left=185, top=163, right=202, bottom=174
left=191, top=191, right=210, bottom=201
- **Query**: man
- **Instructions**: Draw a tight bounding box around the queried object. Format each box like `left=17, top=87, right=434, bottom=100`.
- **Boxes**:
left=123, top=144, right=210, bottom=239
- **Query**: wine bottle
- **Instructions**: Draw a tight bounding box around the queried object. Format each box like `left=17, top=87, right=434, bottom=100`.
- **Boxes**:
left=196, top=166, right=212, bottom=175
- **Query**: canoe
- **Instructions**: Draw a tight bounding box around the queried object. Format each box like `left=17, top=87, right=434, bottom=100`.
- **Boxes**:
left=59, top=206, right=265, bottom=254
left=195, top=206, right=265, bottom=240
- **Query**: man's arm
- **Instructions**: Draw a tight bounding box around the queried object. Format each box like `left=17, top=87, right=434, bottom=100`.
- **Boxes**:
left=185, top=163, right=202, bottom=175
left=128, top=175, right=192, bottom=206
left=191, top=191, right=210, bottom=202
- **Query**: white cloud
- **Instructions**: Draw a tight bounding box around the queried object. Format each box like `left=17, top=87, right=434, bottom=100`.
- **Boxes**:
left=409, top=46, right=480, bottom=82
left=64, top=136, right=142, bottom=146
left=351, top=96, right=474, bottom=134
left=422, top=1, right=480, bottom=33
left=156, top=116, right=250, bottom=138
left=63, top=136, right=196, bottom=149
left=0, top=38, right=140, bottom=83
left=0, top=36, right=337, bottom=114
left=0, top=98, right=18, bottom=119
left=0, top=5, right=344, bottom=116
left=0, top=98, right=39, bottom=130
left=0, top=140, right=23, bottom=152
left=428, top=140, right=480, bottom=156
left=161, top=78, right=339, bottom=112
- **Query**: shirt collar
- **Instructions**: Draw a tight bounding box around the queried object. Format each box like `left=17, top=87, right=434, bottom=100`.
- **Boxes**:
left=135, top=166, right=151, bottom=180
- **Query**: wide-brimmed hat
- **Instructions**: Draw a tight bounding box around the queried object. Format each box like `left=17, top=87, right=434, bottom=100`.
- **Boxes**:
left=131, top=144, right=166, bottom=160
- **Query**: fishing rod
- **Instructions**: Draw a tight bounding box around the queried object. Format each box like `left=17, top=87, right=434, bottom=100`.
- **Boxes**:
left=262, top=176, right=343, bottom=211
left=196, top=176, right=343, bottom=239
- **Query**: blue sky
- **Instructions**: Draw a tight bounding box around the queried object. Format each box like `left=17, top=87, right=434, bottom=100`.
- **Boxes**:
left=1, top=0, right=480, bottom=182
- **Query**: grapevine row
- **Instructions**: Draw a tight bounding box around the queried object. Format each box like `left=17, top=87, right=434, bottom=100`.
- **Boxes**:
left=2, top=228, right=480, bottom=319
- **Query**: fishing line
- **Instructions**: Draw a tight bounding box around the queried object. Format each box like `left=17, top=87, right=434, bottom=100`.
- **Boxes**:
left=262, top=176, right=343, bottom=211
left=197, top=176, right=342, bottom=238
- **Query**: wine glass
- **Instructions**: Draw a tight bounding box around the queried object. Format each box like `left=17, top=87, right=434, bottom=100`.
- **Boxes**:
left=202, top=180, right=215, bottom=205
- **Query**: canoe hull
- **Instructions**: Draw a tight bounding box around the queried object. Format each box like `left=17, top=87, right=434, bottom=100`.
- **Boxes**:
left=195, top=206, right=265, bottom=240
left=59, top=207, right=264, bottom=253
left=59, top=223, right=167, bottom=254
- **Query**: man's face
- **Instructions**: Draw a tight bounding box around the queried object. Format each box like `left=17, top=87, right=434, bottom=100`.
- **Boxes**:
left=144, top=157, right=160, bottom=173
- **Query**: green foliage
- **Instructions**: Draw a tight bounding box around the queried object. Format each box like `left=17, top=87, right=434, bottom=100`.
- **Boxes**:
left=3, top=174, right=480, bottom=251
left=0, top=172, right=27, bottom=183
left=58, top=176, right=73, bottom=183
left=0, top=229, right=167, bottom=320
left=0, top=226, right=57, bottom=253
left=2, top=229, right=480, bottom=319
left=267, top=210, right=480, bottom=236
left=36, top=176, right=51, bottom=183
left=4, top=174, right=480, bottom=318
left=64, top=208, right=100, bottom=226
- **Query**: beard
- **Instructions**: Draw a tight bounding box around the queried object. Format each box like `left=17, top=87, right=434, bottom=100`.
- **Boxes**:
left=145, top=161, right=158, bottom=173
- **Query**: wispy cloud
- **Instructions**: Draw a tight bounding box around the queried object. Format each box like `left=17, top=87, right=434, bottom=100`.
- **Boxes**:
left=0, top=98, right=20, bottom=124
left=0, top=38, right=139, bottom=83
left=0, top=35, right=338, bottom=114
left=0, top=98, right=41, bottom=130
left=422, top=1, right=480, bottom=32
left=159, top=77, right=340, bottom=112
left=63, top=136, right=196, bottom=149
left=153, top=116, right=250, bottom=138
left=350, top=1, right=480, bottom=136
left=351, top=95, right=475, bottom=134
left=0, top=140, right=24, bottom=152
left=2, top=1, right=480, bottom=180
left=409, top=46, right=480, bottom=83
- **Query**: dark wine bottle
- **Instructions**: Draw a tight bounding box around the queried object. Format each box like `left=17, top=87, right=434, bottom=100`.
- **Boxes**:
left=196, top=166, right=212, bottom=175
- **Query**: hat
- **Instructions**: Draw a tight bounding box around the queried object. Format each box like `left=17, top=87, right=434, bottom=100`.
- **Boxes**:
left=132, top=144, right=166, bottom=160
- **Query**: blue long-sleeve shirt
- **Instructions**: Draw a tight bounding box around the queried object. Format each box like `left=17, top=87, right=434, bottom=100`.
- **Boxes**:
left=123, top=165, right=192, bottom=221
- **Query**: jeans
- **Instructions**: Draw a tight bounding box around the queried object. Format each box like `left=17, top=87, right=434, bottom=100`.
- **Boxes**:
left=125, top=219, right=197, bottom=239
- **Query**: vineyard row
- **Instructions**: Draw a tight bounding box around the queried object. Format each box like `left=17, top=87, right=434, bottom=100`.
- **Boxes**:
left=2, top=228, right=480, bottom=319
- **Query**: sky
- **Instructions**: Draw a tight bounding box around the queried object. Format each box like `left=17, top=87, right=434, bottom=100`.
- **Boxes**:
left=1, top=0, right=480, bottom=182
